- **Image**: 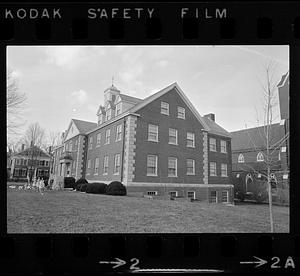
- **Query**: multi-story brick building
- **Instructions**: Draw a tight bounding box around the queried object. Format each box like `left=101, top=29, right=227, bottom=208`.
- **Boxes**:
left=9, top=144, right=51, bottom=182
left=231, top=72, right=289, bottom=204
left=51, top=82, right=233, bottom=203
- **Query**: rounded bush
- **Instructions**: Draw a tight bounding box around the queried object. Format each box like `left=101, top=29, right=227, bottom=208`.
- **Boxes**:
left=74, top=178, right=88, bottom=190
left=80, top=183, right=88, bottom=192
left=64, top=177, right=75, bottom=188
left=75, top=183, right=82, bottom=191
left=86, top=182, right=107, bottom=194
left=106, top=181, right=127, bottom=196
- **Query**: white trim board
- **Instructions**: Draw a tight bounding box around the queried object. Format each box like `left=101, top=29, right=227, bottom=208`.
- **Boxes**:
left=126, top=182, right=234, bottom=188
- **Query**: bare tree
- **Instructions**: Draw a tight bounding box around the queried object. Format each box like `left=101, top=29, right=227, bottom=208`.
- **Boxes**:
left=47, top=130, right=62, bottom=149
left=237, top=61, right=289, bottom=233
left=22, top=122, right=46, bottom=148
left=7, top=69, right=27, bottom=136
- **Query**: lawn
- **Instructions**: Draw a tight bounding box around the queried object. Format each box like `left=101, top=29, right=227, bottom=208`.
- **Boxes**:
left=7, top=189, right=289, bottom=233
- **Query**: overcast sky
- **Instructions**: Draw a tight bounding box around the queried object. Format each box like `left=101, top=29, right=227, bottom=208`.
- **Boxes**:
left=7, top=45, right=289, bottom=141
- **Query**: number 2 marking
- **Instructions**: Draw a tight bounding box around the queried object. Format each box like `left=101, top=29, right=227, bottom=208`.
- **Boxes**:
left=271, top=257, right=281, bottom=268
left=130, top=258, right=140, bottom=270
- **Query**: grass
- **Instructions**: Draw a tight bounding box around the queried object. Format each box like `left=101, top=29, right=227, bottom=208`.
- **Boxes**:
left=7, top=189, right=289, bottom=233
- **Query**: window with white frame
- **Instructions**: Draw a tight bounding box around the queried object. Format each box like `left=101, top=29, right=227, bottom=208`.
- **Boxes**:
left=105, top=129, right=111, bottom=144
left=220, top=140, right=227, bottom=153
left=281, top=146, right=287, bottom=152
left=177, top=106, right=185, bottom=119
left=94, top=157, right=99, bottom=174
left=147, top=155, right=157, bottom=176
left=238, top=153, right=245, bottom=163
left=209, top=138, right=216, bottom=152
left=87, top=159, right=91, bottom=174
left=221, top=191, right=228, bottom=203
left=187, top=132, right=195, bottom=147
left=161, top=101, right=169, bottom=115
left=103, top=156, right=109, bottom=174
left=148, top=124, right=158, bottom=142
left=96, top=133, right=101, bottom=145
left=210, top=191, right=217, bottom=203
left=114, top=154, right=121, bottom=174
left=168, top=157, right=177, bottom=177
left=187, top=191, right=196, bottom=199
left=75, top=138, right=78, bottom=146
left=115, top=103, right=122, bottom=116
left=147, top=191, right=158, bottom=196
left=106, top=109, right=112, bottom=121
left=210, top=162, right=217, bottom=176
left=69, top=141, right=73, bottom=151
left=169, top=191, right=178, bottom=198
left=116, top=124, right=122, bottom=141
left=186, top=159, right=195, bottom=175
left=169, top=128, right=178, bottom=145
left=221, top=163, right=228, bottom=177
left=89, top=137, right=93, bottom=149
left=257, top=152, right=264, bottom=162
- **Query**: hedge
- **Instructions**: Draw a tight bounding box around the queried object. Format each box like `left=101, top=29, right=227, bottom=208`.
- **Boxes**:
left=64, top=177, right=76, bottom=189
left=106, top=181, right=127, bottom=196
left=86, top=182, right=107, bottom=194
left=79, top=183, right=88, bottom=192
left=74, top=178, right=88, bottom=190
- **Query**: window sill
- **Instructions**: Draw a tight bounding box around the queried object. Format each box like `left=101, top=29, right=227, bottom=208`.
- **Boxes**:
left=177, top=116, right=185, bottom=119
left=161, top=112, right=169, bottom=116
left=187, top=145, right=195, bottom=148
left=210, top=175, right=217, bottom=177
left=103, top=173, right=108, bottom=175
left=221, top=151, right=227, bottom=154
left=94, top=173, right=99, bottom=175
left=104, top=142, right=110, bottom=145
left=168, top=142, right=178, bottom=145
left=115, top=139, right=122, bottom=142
left=147, top=174, right=158, bottom=177
left=113, top=173, right=120, bottom=175
left=96, top=145, right=101, bottom=148
left=187, top=173, right=195, bottom=176
left=221, top=175, right=228, bottom=177
left=148, top=139, right=159, bottom=143
left=210, top=149, right=217, bottom=152
left=168, top=175, right=178, bottom=178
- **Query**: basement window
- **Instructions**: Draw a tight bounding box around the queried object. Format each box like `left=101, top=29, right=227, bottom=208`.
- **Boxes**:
left=147, top=191, right=158, bottom=196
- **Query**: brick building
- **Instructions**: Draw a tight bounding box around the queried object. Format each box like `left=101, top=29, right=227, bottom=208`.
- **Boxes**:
left=51, top=82, right=233, bottom=203
left=231, top=72, right=289, bottom=204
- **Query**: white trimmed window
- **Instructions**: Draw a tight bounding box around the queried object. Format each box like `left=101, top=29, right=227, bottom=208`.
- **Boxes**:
left=187, top=191, right=196, bottom=199
left=210, top=191, right=217, bottom=203
left=257, top=152, right=264, bottom=162
left=148, top=124, right=158, bottom=142
left=238, top=153, right=245, bottom=163
left=116, top=124, right=122, bottom=141
left=168, top=157, right=177, bottom=177
left=169, top=191, right=178, bottom=198
left=89, top=137, right=93, bottom=150
left=177, top=106, right=185, bottom=119
left=114, top=154, right=121, bottom=174
left=220, top=140, right=227, bottom=153
left=221, top=191, right=228, bottom=203
left=221, top=163, right=228, bottom=177
left=105, top=129, right=111, bottom=144
left=187, top=132, right=195, bottom=147
left=187, top=159, right=195, bottom=175
left=169, top=128, right=178, bottom=145
left=210, top=162, right=217, bottom=176
left=103, top=156, right=109, bottom=174
left=161, top=102, right=169, bottom=115
left=94, top=157, right=99, bottom=174
left=209, top=138, right=216, bottom=152
left=147, top=191, right=158, bottom=196
left=69, top=141, right=73, bottom=151
left=75, top=138, right=78, bottom=146
left=116, top=103, right=122, bottom=116
left=147, top=155, right=158, bottom=176
left=96, top=133, right=101, bottom=145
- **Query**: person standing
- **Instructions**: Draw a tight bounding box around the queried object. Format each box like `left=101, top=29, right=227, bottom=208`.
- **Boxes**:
left=39, top=178, right=45, bottom=195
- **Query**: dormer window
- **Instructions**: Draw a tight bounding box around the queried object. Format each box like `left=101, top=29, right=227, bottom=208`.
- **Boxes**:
left=106, top=109, right=112, bottom=121
left=257, top=152, right=264, bottom=162
left=98, top=116, right=103, bottom=125
left=161, top=102, right=169, bottom=115
left=238, top=153, right=244, bottom=163
left=116, top=103, right=122, bottom=116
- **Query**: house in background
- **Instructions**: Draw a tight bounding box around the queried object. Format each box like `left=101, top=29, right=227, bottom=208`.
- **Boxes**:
left=9, top=143, right=52, bottom=182
left=231, top=72, right=289, bottom=204
left=51, top=82, right=233, bottom=203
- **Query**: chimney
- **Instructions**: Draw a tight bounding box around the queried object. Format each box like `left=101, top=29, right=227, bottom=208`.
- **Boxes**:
left=204, top=113, right=215, bottom=122
left=21, top=144, right=25, bottom=151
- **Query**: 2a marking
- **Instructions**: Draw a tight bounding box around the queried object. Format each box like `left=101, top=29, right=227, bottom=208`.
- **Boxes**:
left=270, top=256, right=295, bottom=269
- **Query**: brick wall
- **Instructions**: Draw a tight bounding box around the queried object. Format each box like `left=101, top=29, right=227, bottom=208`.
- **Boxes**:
left=133, top=88, right=205, bottom=184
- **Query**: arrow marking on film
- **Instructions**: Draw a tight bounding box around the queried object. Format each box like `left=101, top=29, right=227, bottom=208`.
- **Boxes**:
left=240, top=256, right=268, bottom=268
left=99, top=258, right=126, bottom=269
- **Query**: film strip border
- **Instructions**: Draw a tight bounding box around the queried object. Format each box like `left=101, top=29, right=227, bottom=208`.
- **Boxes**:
left=0, top=235, right=299, bottom=273
left=0, top=3, right=299, bottom=42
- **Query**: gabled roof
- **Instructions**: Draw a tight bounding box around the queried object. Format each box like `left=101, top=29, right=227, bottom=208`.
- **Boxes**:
left=14, top=145, right=51, bottom=158
left=277, top=71, right=289, bottom=88
left=118, top=94, right=142, bottom=104
left=230, top=123, right=285, bottom=151
left=202, top=116, right=231, bottom=138
left=72, top=119, right=97, bottom=134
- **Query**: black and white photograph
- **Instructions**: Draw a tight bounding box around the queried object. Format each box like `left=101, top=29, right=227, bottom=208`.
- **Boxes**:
left=7, top=45, right=289, bottom=233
